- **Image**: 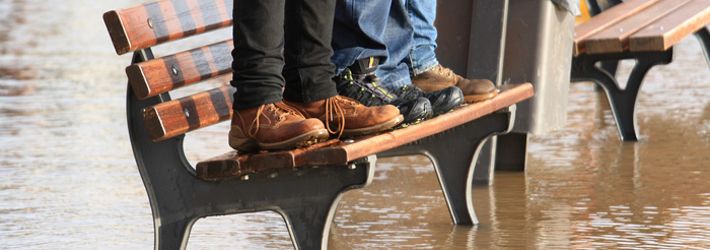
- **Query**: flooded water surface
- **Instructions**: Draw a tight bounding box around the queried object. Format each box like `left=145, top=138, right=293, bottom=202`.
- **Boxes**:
left=1, top=1, right=709, bottom=249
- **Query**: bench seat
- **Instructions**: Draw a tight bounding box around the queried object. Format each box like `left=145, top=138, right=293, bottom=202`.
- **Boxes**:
left=196, top=83, right=534, bottom=181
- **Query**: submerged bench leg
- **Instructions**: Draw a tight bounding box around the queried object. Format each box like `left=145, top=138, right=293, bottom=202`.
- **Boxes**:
left=276, top=157, right=376, bottom=250
left=695, top=28, right=710, bottom=68
left=154, top=217, right=198, bottom=250
left=379, top=111, right=513, bottom=225
left=572, top=51, right=672, bottom=141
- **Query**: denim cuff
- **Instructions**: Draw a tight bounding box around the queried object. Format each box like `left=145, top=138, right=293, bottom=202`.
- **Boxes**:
left=332, top=47, right=388, bottom=75
left=410, top=57, right=439, bottom=76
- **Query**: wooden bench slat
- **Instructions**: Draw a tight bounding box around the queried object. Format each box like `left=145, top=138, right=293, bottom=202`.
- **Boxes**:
left=195, top=83, right=535, bottom=181
left=629, top=0, right=710, bottom=52
left=144, top=85, right=233, bottom=141
left=104, top=0, right=233, bottom=55
left=583, top=0, right=692, bottom=54
left=127, top=40, right=233, bottom=99
left=196, top=140, right=343, bottom=180
left=575, top=0, right=663, bottom=55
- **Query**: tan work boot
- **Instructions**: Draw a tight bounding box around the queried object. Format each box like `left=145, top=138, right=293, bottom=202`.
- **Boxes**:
left=412, top=64, right=499, bottom=103
left=229, top=102, right=329, bottom=152
left=285, top=95, right=404, bottom=138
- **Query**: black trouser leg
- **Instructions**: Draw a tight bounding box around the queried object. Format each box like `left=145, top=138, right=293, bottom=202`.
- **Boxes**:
left=282, top=0, right=339, bottom=103
left=231, top=0, right=286, bottom=110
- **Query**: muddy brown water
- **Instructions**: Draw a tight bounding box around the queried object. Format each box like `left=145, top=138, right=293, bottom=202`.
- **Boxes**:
left=1, top=1, right=709, bottom=249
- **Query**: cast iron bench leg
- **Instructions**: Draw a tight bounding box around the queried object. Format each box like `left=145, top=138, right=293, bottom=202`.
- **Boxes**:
left=154, top=218, right=198, bottom=250
left=572, top=51, right=673, bottom=141
left=128, top=50, right=375, bottom=249
left=378, top=109, right=514, bottom=225
left=275, top=157, right=376, bottom=250
left=694, top=27, right=710, bottom=68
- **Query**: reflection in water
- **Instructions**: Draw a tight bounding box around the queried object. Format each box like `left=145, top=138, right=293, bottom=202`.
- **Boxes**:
left=1, top=1, right=709, bottom=249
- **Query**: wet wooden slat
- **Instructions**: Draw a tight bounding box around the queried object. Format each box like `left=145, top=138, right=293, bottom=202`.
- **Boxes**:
left=574, top=0, right=662, bottom=55
left=194, top=83, right=534, bottom=181
left=583, top=0, right=692, bottom=54
left=103, top=0, right=233, bottom=55
left=127, top=40, right=233, bottom=99
left=196, top=140, right=342, bottom=180
left=144, top=85, right=233, bottom=141
left=629, top=0, right=710, bottom=52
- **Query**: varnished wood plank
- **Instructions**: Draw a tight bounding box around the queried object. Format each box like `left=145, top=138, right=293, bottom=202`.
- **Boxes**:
left=103, top=0, right=233, bottom=55
left=629, top=0, right=710, bottom=51
left=144, top=85, right=233, bottom=141
left=193, top=83, right=535, bottom=181
left=196, top=151, right=295, bottom=181
left=126, top=40, right=233, bottom=99
left=584, top=0, right=692, bottom=54
left=308, top=83, right=535, bottom=165
left=196, top=140, right=342, bottom=180
left=575, top=0, right=662, bottom=55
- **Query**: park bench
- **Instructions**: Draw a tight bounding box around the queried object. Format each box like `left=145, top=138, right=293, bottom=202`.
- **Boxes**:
left=103, top=0, right=533, bottom=249
left=572, top=0, right=710, bottom=141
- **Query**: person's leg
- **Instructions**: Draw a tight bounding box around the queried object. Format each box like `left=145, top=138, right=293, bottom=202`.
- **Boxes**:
left=230, top=0, right=328, bottom=151
left=282, top=0, right=404, bottom=137
left=331, top=0, right=392, bottom=74
left=405, top=0, right=498, bottom=103
left=374, top=0, right=414, bottom=90
left=406, top=0, right=439, bottom=75
left=373, top=0, right=463, bottom=117
left=281, top=0, right=339, bottom=103
left=231, top=0, right=286, bottom=109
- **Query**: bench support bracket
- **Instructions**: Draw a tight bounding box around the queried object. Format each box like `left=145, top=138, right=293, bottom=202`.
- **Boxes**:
left=571, top=50, right=673, bottom=141
left=378, top=109, right=514, bottom=225
left=694, top=27, right=710, bottom=68
left=127, top=49, right=376, bottom=250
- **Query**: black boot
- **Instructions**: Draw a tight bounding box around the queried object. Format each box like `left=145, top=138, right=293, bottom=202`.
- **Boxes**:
left=335, top=57, right=433, bottom=124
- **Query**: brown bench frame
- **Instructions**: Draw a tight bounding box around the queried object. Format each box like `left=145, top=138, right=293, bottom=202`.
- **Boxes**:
left=572, top=0, right=710, bottom=141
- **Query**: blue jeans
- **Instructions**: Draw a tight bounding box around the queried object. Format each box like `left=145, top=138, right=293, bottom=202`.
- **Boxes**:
left=331, top=0, right=390, bottom=75
left=403, top=0, right=439, bottom=76
left=331, top=0, right=414, bottom=89
left=331, top=0, right=441, bottom=89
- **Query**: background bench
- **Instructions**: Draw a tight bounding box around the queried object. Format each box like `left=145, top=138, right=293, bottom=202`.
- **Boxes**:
left=573, top=0, right=710, bottom=141
left=104, top=0, right=534, bottom=249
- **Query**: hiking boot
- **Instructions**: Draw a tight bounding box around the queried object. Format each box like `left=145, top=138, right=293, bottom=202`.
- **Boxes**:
left=335, top=57, right=432, bottom=124
left=391, top=85, right=464, bottom=116
left=412, top=64, right=498, bottom=103
left=285, top=95, right=403, bottom=137
left=229, top=102, right=329, bottom=152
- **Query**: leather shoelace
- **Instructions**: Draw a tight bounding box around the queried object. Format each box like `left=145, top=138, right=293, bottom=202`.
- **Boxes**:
left=247, top=103, right=302, bottom=138
left=324, top=97, right=346, bottom=138
left=434, top=65, right=457, bottom=80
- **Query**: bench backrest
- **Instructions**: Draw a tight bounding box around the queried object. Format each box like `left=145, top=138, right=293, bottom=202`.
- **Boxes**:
left=105, top=0, right=236, bottom=142
left=575, top=0, right=710, bottom=55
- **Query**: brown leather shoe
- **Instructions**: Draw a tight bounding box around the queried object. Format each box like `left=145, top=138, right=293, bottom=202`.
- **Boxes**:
left=285, top=96, right=404, bottom=137
left=412, top=64, right=499, bottom=103
left=229, top=102, right=329, bottom=152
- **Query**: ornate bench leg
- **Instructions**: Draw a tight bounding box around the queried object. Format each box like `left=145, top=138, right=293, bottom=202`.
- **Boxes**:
left=275, top=157, right=375, bottom=250
left=694, top=28, right=710, bottom=67
left=154, top=217, right=198, bottom=250
left=379, top=111, right=513, bottom=225
left=572, top=51, right=672, bottom=141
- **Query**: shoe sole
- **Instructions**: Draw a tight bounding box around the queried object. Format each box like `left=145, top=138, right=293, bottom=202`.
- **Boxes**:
left=464, top=90, right=499, bottom=103
left=342, top=115, right=404, bottom=137
left=230, top=129, right=330, bottom=152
